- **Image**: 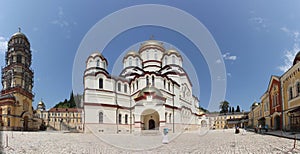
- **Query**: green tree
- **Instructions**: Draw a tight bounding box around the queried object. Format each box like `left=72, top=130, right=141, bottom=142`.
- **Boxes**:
left=219, top=101, right=229, bottom=113
left=236, top=105, right=241, bottom=112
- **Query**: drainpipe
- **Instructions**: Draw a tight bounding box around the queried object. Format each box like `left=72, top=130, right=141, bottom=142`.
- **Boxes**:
left=130, top=83, right=132, bottom=134
left=115, top=80, right=119, bottom=134
left=172, top=83, right=175, bottom=133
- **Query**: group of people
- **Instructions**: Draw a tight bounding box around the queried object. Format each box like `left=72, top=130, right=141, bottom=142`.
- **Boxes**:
left=255, top=124, right=268, bottom=133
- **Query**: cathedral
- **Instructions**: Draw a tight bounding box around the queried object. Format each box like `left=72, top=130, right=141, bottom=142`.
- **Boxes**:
left=0, top=29, right=39, bottom=130
left=84, top=39, right=204, bottom=133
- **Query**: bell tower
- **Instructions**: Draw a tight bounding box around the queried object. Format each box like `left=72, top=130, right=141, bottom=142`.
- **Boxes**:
left=0, top=28, right=34, bottom=130
left=2, top=28, right=34, bottom=97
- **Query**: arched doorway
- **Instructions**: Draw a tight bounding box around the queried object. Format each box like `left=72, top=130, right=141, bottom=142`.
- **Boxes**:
left=24, top=116, right=29, bottom=131
left=141, top=109, right=159, bottom=130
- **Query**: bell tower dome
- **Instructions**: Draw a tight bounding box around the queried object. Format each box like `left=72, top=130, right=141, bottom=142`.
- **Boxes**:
left=2, top=28, right=34, bottom=98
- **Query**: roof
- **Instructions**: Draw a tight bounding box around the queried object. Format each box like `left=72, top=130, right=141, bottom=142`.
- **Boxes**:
left=48, top=108, right=83, bottom=112
left=137, top=85, right=163, bottom=98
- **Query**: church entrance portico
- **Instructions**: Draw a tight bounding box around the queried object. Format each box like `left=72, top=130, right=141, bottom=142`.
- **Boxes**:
left=140, top=109, right=160, bottom=130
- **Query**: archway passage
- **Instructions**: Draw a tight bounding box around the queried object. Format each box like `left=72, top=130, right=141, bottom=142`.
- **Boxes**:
left=24, top=116, right=29, bottom=131
left=201, top=120, right=207, bottom=127
left=141, top=109, right=159, bottom=130
left=149, top=119, right=155, bottom=130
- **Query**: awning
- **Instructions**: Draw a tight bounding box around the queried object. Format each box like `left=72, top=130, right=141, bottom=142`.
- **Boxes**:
left=287, top=106, right=300, bottom=114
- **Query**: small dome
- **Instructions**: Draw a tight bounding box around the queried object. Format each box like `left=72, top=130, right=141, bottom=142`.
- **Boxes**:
left=139, top=40, right=165, bottom=52
left=293, top=51, right=300, bottom=65
left=166, top=49, right=181, bottom=57
left=38, top=101, right=44, bottom=105
left=125, top=51, right=139, bottom=57
left=12, top=32, right=26, bottom=37
left=137, top=85, right=163, bottom=98
left=252, top=102, right=259, bottom=106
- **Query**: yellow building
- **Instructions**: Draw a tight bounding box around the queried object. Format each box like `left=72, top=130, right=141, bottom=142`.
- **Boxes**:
left=260, top=92, right=271, bottom=128
left=281, top=52, right=300, bottom=131
left=47, top=108, right=83, bottom=131
left=0, top=29, right=40, bottom=131
left=214, top=112, right=246, bottom=129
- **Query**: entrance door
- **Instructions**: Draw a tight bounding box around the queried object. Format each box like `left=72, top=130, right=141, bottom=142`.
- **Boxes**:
left=149, top=119, right=155, bottom=130
left=275, top=116, right=280, bottom=130
left=24, top=116, right=28, bottom=131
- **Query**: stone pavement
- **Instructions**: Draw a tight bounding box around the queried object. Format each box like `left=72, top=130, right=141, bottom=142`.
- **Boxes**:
left=1, top=129, right=300, bottom=153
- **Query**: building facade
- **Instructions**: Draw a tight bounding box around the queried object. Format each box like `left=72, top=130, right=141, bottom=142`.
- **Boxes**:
left=0, top=30, right=40, bottom=131
left=84, top=40, right=204, bottom=133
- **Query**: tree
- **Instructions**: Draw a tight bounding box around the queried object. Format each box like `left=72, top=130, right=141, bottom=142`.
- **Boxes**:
left=229, top=106, right=232, bottom=113
left=219, top=101, right=229, bottom=113
left=236, top=105, right=241, bottom=112
left=232, top=107, right=234, bottom=114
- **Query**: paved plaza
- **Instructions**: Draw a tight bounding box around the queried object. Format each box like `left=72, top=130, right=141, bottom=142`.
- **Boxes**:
left=1, top=129, right=299, bottom=154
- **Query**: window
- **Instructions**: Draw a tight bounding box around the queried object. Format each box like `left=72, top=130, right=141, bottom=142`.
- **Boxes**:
left=147, top=51, right=149, bottom=60
left=146, top=76, right=149, bottom=86
left=129, top=58, right=132, bottom=66
left=169, top=113, right=172, bottom=123
left=99, top=112, right=103, bottom=123
left=152, top=76, right=155, bottom=86
left=172, top=56, right=175, bottom=64
left=136, top=80, right=138, bottom=90
left=118, top=83, right=121, bottom=92
left=99, top=78, right=103, bottom=89
left=7, top=118, right=10, bottom=127
left=96, top=60, right=100, bottom=67
left=165, top=57, right=168, bottom=65
left=165, top=112, right=168, bottom=123
left=118, top=114, right=122, bottom=124
left=297, top=82, right=300, bottom=96
left=164, top=79, right=166, bottom=89
left=16, top=55, right=22, bottom=63
left=124, top=84, right=127, bottom=93
left=168, top=82, right=170, bottom=91
left=289, top=87, right=293, bottom=100
left=136, top=59, right=139, bottom=66
left=125, top=114, right=128, bottom=124
left=7, top=107, right=11, bottom=115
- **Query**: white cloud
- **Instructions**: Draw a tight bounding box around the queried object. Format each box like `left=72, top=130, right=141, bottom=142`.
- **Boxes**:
left=281, top=27, right=300, bottom=42
left=223, top=52, right=237, bottom=61
left=249, top=16, right=268, bottom=30
left=227, top=73, right=232, bottom=77
left=0, top=36, right=8, bottom=54
left=278, top=43, right=299, bottom=72
left=51, top=7, right=70, bottom=28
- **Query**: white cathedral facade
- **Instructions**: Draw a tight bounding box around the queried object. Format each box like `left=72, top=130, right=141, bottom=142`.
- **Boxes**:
left=83, top=40, right=205, bottom=133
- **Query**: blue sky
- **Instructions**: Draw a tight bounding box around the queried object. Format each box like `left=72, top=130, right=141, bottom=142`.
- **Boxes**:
left=1, top=1, right=300, bottom=111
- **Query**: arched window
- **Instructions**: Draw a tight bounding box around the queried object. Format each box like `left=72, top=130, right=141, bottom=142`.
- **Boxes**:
left=168, top=82, right=170, bottom=91
left=136, top=58, right=139, bottom=66
left=165, top=112, right=168, bottom=123
left=129, top=58, right=132, bottom=66
left=152, top=76, right=155, bottom=86
left=99, top=78, right=103, bottom=89
left=289, top=87, right=293, bottom=100
left=7, top=118, right=10, bottom=127
left=124, top=84, right=127, bottom=93
left=165, top=57, right=168, bottom=65
left=16, top=54, right=22, bottom=63
left=136, top=80, right=138, bottom=90
left=297, top=82, right=300, bottom=96
left=146, top=76, right=149, bottom=86
left=118, top=114, right=122, bottom=124
left=96, top=59, right=100, bottom=67
left=125, top=114, right=128, bottom=124
left=169, top=113, right=172, bottom=124
left=99, top=112, right=103, bottom=123
left=7, top=107, right=11, bottom=115
left=164, top=79, right=166, bottom=89
left=172, top=55, right=175, bottom=64
left=118, top=82, right=121, bottom=92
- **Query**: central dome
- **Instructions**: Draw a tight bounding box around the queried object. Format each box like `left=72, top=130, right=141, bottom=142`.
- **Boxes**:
left=139, top=40, right=165, bottom=53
